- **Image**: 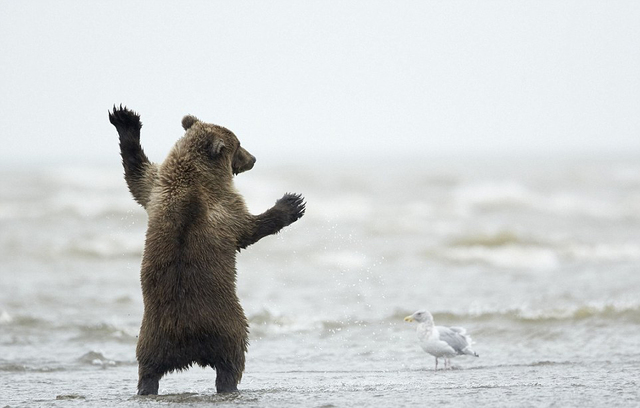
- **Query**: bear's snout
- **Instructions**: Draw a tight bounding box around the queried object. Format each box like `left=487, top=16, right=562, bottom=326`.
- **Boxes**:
left=232, top=147, right=256, bottom=175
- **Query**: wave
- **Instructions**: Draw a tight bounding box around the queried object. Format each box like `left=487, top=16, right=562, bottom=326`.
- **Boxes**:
left=453, top=180, right=640, bottom=221
left=0, top=361, right=66, bottom=372
left=425, top=230, right=640, bottom=268
left=389, top=303, right=640, bottom=325
left=0, top=198, right=143, bottom=221
left=1, top=231, right=145, bottom=260
left=0, top=312, right=49, bottom=328
left=561, top=243, right=640, bottom=262
left=1, top=311, right=138, bottom=342
left=76, top=351, right=129, bottom=367
left=246, top=302, right=640, bottom=337
left=56, top=394, right=87, bottom=401
left=0, top=166, right=140, bottom=221
left=72, top=323, right=138, bottom=343
left=62, top=234, right=144, bottom=259
left=448, top=231, right=533, bottom=247
left=433, top=244, right=560, bottom=269
left=4, top=299, right=638, bottom=340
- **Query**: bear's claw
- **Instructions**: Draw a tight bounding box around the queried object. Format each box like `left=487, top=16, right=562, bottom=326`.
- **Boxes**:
left=109, top=104, right=142, bottom=141
left=277, top=193, right=306, bottom=224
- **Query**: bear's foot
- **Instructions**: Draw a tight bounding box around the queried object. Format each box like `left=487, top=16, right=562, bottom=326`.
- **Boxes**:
left=216, top=384, right=239, bottom=393
left=215, top=365, right=241, bottom=393
left=137, top=374, right=160, bottom=395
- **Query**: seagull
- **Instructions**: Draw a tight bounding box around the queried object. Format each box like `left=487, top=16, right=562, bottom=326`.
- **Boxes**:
left=404, top=310, right=479, bottom=370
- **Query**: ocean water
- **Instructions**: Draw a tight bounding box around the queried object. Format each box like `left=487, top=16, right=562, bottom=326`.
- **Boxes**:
left=1, top=156, right=639, bottom=407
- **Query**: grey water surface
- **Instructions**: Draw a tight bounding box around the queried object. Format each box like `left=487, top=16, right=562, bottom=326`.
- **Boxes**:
left=1, top=157, right=639, bottom=407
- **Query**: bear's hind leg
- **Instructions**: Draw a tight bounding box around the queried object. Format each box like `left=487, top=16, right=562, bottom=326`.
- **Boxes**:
left=137, top=366, right=162, bottom=395
left=214, top=360, right=243, bottom=393
left=215, top=367, right=239, bottom=393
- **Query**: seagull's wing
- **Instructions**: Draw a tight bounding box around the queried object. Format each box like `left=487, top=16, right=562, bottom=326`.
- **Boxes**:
left=437, top=326, right=470, bottom=355
left=449, top=326, right=467, bottom=335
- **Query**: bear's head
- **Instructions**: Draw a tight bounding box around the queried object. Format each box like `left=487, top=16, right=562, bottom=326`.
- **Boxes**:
left=176, top=114, right=256, bottom=176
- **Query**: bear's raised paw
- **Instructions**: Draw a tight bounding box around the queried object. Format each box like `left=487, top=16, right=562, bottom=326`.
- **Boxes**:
left=109, top=105, right=142, bottom=141
left=276, top=193, right=306, bottom=225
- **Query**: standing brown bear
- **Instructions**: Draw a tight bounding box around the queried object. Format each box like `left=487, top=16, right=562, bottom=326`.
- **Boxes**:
left=108, top=106, right=305, bottom=395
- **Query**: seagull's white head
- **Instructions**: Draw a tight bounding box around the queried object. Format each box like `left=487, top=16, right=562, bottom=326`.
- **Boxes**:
left=404, top=310, right=434, bottom=324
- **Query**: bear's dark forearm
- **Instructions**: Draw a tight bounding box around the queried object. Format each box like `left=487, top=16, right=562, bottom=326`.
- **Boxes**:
left=109, top=105, right=157, bottom=208
left=237, top=194, right=305, bottom=250
left=237, top=209, right=287, bottom=250
left=122, top=159, right=158, bottom=208
left=120, top=140, right=149, bottom=176
left=119, top=138, right=153, bottom=199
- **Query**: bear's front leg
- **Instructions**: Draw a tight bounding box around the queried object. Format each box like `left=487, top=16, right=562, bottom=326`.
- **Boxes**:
left=237, top=193, right=305, bottom=250
left=108, top=105, right=158, bottom=209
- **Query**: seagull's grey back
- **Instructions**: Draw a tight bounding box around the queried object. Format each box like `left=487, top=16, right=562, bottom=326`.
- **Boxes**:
left=437, top=326, right=472, bottom=355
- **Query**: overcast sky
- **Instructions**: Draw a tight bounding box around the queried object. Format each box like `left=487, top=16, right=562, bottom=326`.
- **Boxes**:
left=1, top=1, right=639, bottom=166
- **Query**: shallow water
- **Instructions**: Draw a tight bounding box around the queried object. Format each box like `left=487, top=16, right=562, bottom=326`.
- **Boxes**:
left=1, top=156, right=639, bottom=406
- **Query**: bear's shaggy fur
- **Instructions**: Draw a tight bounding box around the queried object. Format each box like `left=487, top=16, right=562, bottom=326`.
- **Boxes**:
left=108, top=106, right=305, bottom=395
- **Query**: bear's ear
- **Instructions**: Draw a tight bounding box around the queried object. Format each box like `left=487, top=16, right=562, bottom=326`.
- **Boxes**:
left=210, top=137, right=226, bottom=157
left=182, top=115, right=199, bottom=130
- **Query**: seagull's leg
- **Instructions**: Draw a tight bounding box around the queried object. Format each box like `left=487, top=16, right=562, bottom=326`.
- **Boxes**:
left=435, top=358, right=438, bottom=371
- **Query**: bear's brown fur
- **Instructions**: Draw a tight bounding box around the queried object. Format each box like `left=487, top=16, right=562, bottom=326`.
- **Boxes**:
left=108, top=106, right=305, bottom=395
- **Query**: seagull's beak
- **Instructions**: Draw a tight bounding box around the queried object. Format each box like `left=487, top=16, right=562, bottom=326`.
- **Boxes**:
left=404, top=316, right=414, bottom=322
